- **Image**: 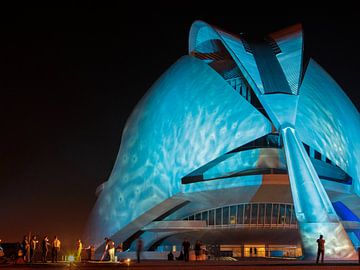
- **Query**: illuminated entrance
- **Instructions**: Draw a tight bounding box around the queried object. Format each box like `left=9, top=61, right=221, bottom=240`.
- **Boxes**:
left=220, top=244, right=302, bottom=258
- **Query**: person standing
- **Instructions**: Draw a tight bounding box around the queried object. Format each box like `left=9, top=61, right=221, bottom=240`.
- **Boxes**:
left=136, top=238, right=143, bottom=263
left=195, top=240, right=201, bottom=261
left=22, top=235, right=30, bottom=263
left=107, top=239, right=115, bottom=262
left=30, top=235, right=38, bottom=263
left=41, top=236, right=50, bottom=262
left=51, top=236, right=61, bottom=263
left=182, top=238, right=190, bottom=262
left=316, top=234, right=325, bottom=264
left=76, top=239, right=83, bottom=262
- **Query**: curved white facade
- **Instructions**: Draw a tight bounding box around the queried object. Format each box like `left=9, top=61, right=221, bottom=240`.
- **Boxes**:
left=86, top=21, right=360, bottom=260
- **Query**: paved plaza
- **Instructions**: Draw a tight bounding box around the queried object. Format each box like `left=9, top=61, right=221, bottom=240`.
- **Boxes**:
left=1, top=260, right=360, bottom=269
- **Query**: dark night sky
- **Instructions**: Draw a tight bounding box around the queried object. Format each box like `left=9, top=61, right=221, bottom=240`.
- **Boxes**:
left=0, top=4, right=359, bottom=249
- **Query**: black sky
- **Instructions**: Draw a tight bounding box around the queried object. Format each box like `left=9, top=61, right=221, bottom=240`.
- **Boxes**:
left=0, top=4, right=359, bottom=249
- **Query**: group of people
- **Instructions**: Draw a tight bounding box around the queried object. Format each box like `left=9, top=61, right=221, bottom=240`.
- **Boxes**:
left=17, top=235, right=83, bottom=264
left=20, top=235, right=61, bottom=263
left=167, top=238, right=204, bottom=262
left=100, top=237, right=143, bottom=263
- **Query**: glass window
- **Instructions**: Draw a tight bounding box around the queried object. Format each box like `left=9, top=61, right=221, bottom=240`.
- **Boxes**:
left=272, top=204, right=279, bottom=224
left=189, top=215, right=194, bottom=221
left=195, top=213, right=201, bottom=220
left=265, top=204, right=272, bottom=224
left=279, top=204, right=285, bottom=224
left=209, top=210, right=214, bottom=225
left=285, top=205, right=291, bottom=224
left=216, top=208, right=222, bottom=225
left=251, top=204, right=258, bottom=224
left=291, top=205, right=297, bottom=224
left=230, top=205, right=237, bottom=225
left=258, top=203, right=265, bottom=224
left=223, top=207, right=229, bottom=225
left=315, top=150, right=321, bottom=160
left=237, top=205, right=244, bottom=224
left=202, top=211, right=208, bottom=225
left=244, top=204, right=251, bottom=224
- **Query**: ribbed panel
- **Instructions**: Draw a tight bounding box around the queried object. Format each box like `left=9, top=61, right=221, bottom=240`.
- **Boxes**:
left=270, top=25, right=303, bottom=95
left=218, top=30, right=264, bottom=94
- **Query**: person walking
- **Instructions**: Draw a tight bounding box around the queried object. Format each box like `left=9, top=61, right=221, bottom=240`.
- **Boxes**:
left=316, top=234, right=325, bottom=264
left=76, top=239, right=83, bottom=262
left=182, top=238, right=190, bottom=262
left=51, top=236, right=61, bottom=263
left=136, top=238, right=143, bottom=263
left=41, top=236, right=50, bottom=262
left=30, top=235, right=38, bottom=263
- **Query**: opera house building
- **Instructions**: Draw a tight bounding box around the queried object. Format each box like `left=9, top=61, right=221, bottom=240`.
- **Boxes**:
left=85, top=21, right=360, bottom=260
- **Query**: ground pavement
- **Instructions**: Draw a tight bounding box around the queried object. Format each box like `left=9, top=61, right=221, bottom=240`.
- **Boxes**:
left=1, top=259, right=360, bottom=270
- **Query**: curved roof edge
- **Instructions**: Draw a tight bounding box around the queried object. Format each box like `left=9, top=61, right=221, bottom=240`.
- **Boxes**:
left=188, top=20, right=263, bottom=95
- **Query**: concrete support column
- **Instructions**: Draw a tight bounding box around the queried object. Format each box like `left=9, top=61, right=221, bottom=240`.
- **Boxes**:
left=281, top=126, right=356, bottom=260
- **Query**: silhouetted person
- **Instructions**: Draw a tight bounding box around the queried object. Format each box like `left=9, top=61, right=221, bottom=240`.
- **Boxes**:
left=182, top=238, right=190, bottom=262
left=51, top=236, right=61, bottom=263
left=316, top=234, right=325, bottom=264
left=176, top=250, right=184, bottom=260
left=22, top=235, right=30, bottom=263
left=136, top=238, right=143, bottom=263
left=41, top=236, right=50, bottom=262
left=101, top=237, right=109, bottom=261
left=195, top=240, right=201, bottom=260
left=167, top=250, right=174, bottom=261
left=76, top=239, right=83, bottom=262
left=107, top=238, right=115, bottom=262
left=30, top=235, right=38, bottom=263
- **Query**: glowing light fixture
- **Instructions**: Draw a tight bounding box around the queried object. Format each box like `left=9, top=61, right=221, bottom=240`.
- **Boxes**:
left=68, top=255, right=75, bottom=263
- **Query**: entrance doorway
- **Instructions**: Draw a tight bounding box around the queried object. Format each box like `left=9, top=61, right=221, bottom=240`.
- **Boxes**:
left=244, top=245, right=266, bottom=257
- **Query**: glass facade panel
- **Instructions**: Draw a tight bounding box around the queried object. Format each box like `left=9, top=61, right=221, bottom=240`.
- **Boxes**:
left=272, top=204, right=279, bottom=224
left=265, top=204, right=272, bottom=224
left=237, top=205, right=244, bottom=224
left=285, top=205, right=291, bottom=224
left=223, top=206, right=229, bottom=225
left=251, top=204, right=258, bottom=224
left=209, top=209, right=214, bottom=225
left=244, top=204, right=251, bottom=224
left=291, top=205, right=297, bottom=224
left=183, top=203, right=297, bottom=226
left=230, top=205, right=237, bottom=224
left=258, top=203, right=265, bottom=224
left=279, top=204, right=285, bottom=224
left=216, top=208, right=222, bottom=225
left=202, top=211, right=208, bottom=225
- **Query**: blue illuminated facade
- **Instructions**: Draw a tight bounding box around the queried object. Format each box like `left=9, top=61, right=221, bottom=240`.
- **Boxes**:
left=85, top=21, right=360, bottom=260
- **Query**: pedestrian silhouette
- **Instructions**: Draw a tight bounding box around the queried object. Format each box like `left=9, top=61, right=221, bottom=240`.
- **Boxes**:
left=182, top=238, right=190, bottom=262
left=136, top=238, right=143, bottom=263
left=316, top=234, right=325, bottom=264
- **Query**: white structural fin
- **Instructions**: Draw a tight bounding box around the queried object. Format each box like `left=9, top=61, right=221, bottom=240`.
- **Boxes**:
left=269, top=24, right=304, bottom=94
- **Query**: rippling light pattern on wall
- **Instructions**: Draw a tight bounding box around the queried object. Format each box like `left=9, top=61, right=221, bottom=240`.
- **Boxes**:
left=86, top=56, right=271, bottom=247
left=86, top=21, right=360, bottom=260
